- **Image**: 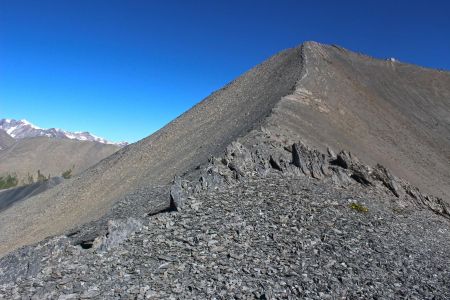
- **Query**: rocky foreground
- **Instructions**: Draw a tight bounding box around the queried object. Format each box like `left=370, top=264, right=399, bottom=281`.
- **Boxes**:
left=1, top=132, right=449, bottom=299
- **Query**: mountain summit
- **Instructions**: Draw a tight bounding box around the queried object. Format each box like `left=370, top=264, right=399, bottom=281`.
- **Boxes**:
left=0, top=118, right=127, bottom=146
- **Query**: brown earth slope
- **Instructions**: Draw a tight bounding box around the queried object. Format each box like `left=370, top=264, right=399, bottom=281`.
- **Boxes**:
left=0, top=42, right=449, bottom=257
left=0, top=137, right=120, bottom=180
left=0, top=130, right=14, bottom=151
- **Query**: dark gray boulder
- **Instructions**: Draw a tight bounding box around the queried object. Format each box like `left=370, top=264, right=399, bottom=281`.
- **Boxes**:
left=292, top=143, right=310, bottom=175
left=170, top=176, right=186, bottom=210
left=330, top=166, right=353, bottom=186
left=269, top=155, right=283, bottom=172
left=372, top=164, right=404, bottom=198
left=292, top=142, right=329, bottom=179
left=93, top=218, right=143, bottom=252
left=333, top=151, right=355, bottom=169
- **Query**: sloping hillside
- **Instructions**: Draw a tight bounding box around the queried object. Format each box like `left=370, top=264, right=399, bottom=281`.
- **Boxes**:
left=0, top=177, right=64, bottom=212
left=0, top=42, right=449, bottom=257
left=0, top=130, right=14, bottom=151
left=0, top=137, right=120, bottom=180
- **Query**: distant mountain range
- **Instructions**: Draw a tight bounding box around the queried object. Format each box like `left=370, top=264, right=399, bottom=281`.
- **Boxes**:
left=0, top=118, right=127, bottom=146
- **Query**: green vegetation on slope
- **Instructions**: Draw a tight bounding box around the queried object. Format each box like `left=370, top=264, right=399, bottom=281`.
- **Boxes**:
left=0, top=175, right=19, bottom=190
left=62, top=166, right=74, bottom=179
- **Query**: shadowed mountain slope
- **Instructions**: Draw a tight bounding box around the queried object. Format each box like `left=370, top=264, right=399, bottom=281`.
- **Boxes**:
left=0, top=42, right=449, bottom=257
left=0, top=137, right=120, bottom=180
left=0, top=130, right=14, bottom=151
left=0, top=177, right=64, bottom=212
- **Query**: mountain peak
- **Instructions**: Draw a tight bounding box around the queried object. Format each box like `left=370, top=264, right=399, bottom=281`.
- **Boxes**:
left=18, top=119, right=40, bottom=129
left=0, top=118, right=128, bottom=146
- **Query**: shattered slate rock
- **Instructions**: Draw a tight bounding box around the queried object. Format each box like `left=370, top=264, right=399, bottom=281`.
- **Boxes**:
left=0, top=132, right=449, bottom=299
left=292, top=142, right=310, bottom=175
left=170, top=176, right=186, bottom=210
left=373, top=164, right=404, bottom=198
left=333, top=150, right=357, bottom=169
left=93, top=218, right=143, bottom=252
left=350, top=169, right=372, bottom=186
left=1, top=172, right=449, bottom=299
left=327, top=146, right=337, bottom=160
left=269, top=155, right=283, bottom=172
left=292, top=142, right=329, bottom=179
left=330, top=166, right=353, bottom=186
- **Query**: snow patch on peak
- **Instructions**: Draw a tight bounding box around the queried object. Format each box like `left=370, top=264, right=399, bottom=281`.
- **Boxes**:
left=19, top=119, right=41, bottom=129
left=6, top=127, right=17, bottom=136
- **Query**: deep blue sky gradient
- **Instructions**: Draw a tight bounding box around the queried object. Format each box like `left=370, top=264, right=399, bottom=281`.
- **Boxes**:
left=1, top=0, right=449, bottom=142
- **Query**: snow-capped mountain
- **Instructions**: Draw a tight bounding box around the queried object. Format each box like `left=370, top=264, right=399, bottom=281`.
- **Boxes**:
left=0, top=118, right=127, bottom=146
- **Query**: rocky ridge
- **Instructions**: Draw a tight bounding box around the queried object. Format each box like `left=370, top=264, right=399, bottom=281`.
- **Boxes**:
left=1, top=129, right=449, bottom=299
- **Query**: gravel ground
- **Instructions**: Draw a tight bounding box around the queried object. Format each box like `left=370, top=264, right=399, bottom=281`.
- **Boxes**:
left=1, top=171, right=449, bottom=299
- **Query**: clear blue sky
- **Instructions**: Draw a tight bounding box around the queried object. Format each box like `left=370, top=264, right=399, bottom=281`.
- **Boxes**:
left=1, top=0, right=449, bottom=143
